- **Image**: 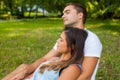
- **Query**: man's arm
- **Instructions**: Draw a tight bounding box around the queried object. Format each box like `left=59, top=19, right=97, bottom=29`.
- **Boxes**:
left=77, top=57, right=98, bottom=80
left=2, top=49, right=59, bottom=80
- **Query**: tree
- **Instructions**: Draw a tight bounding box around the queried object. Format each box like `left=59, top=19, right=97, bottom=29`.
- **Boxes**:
left=17, top=0, right=27, bottom=18
left=87, top=0, right=120, bottom=19
left=3, top=0, right=18, bottom=16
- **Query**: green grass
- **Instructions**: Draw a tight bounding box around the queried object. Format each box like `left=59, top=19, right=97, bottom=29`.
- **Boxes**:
left=0, top=18, right=120, bottom=80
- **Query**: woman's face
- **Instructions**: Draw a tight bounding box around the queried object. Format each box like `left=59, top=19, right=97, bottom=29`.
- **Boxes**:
left=56, top=31, right=70, bottom=54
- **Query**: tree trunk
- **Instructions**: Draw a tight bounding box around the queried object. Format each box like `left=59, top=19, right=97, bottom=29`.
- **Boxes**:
left=28, top=7, right=32, bottom=18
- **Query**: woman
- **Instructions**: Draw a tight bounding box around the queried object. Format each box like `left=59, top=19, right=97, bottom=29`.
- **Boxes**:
left=25, top=26, right=88, bottom=80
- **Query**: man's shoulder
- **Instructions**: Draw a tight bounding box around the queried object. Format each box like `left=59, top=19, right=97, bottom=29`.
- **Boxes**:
left=85, top=29, right=99, bottom=41
left=85, top=29, right=102, bottom=48
left=84, top=29, right=102, bottom=57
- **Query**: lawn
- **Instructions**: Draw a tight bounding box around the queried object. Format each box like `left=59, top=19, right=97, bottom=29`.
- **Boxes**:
left=0, top=18, right=120, bottom=80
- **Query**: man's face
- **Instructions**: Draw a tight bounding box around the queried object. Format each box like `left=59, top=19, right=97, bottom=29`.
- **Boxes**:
left=62, top=5, right=80, bottom=26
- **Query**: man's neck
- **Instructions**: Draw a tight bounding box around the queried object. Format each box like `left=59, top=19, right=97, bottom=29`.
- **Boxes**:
left=73, top=23, right=85, bottom=30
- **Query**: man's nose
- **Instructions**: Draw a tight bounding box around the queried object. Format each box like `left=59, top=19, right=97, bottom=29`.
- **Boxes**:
left=57, top=39, right=59, bottom=43
left=62, top=14, right=65, bottom=19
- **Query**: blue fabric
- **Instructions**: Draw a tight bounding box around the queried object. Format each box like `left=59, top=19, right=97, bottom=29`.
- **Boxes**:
left=29, top=69, right=60, bottom=80
left=77, top=64, right=82, bottom=72
left=28, top=61, right=60, bottom=80
left=28, top=61, right=82, bottom=80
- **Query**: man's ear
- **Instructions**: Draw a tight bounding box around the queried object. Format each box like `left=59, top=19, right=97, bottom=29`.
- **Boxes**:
left=78, top=12, right=83, bottom=19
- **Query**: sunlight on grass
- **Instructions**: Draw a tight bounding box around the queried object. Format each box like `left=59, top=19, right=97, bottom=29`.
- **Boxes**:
left=107, top=30, right=119, bottom=35
left=86, top=23, right=104, bottom=28
left=7, top=33, right=21, bottom=37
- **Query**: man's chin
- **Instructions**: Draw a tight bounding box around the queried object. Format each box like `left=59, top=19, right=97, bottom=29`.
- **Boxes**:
left=64, top=24, right=72, bottom=27
left=64, top=24, right=71, bottom=26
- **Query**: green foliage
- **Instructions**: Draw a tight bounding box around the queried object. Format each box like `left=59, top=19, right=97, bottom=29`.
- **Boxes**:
left=87, top=0, right=120, bottom=19
left=0, top=18, right=120, bottom=79
left=0, top=0, right=119, bottom=19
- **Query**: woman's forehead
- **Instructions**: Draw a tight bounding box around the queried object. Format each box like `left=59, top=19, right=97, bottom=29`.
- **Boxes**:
left=60, top=31, right=66, bottom=39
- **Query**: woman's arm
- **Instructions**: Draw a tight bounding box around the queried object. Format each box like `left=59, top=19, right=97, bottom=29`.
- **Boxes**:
left=57, top=64, right=81, bottom=80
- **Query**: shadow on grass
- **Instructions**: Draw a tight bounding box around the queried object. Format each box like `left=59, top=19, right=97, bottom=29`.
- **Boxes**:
left=100, top=24, right=120, bottom=34
left=86, top=19, right=120, bottom=35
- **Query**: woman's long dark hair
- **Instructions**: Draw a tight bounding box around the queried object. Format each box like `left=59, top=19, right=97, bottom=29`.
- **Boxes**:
left=39, top=26, right=88, bottom=73
left=64, top=26, right=88, bottom=64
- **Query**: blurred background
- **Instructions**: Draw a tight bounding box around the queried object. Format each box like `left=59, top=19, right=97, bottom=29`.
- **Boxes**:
left=0, top=0, right=119, bottom=20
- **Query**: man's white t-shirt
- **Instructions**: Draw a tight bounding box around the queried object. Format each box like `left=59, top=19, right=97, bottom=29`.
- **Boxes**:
left=53, top=29, right=102, bottom=80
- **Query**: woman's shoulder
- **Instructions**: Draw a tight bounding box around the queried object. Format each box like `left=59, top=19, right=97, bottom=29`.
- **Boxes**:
left=60, top=64, right=82, bottom=73
left=58, top=64, right=81, bottom=80
left=68, top=64, right=82, bottom=72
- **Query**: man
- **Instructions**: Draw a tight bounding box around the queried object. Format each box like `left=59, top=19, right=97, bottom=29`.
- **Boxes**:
left=2, top=3, right=102, bottom=80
